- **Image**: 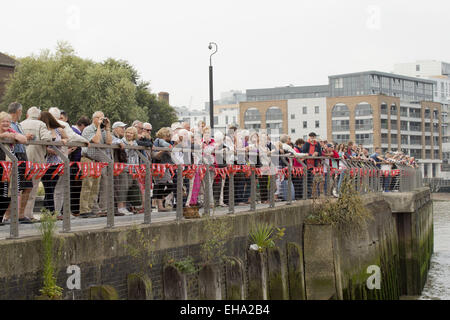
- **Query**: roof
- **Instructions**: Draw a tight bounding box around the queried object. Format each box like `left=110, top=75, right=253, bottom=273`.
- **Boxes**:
left=329, top=70, right=436, bottom=84
left=246, top=84, right=329, bottom=96
left=0, top=52, right=16, bottom=68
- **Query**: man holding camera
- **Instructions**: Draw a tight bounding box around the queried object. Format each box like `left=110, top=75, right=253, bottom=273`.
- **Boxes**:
left=79, top=111, right=112, bottom=218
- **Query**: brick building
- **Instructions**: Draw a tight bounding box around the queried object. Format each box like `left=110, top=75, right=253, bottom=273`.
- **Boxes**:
left=0, top=53, right=16, bottom=102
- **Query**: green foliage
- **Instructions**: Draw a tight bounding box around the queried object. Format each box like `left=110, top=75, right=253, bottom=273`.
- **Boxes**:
left=200, top=217, right=232, bottom=265
left=124, top=226, right=159, bottom=276
left=38, top=208, right=63, bottom=299
left=166, top=256, right=198, bottom=275
left=1, top=41, right=177, bottom=131
left=249, top=223, right=285, bottom=253
left=306, top=175, right=373, bottom=231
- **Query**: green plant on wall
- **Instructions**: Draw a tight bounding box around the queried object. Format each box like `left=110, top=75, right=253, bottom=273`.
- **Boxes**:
left=166, top=256, right=198, bottom=275
left=249, top=222, right=285, bottom=253
left=306, top=175, right=373, bottom=231
left=200, top=216, right=232, bottom=265
left=38, top=209, right=63, bottom=300
left=124, top=225, right=160, bottom=276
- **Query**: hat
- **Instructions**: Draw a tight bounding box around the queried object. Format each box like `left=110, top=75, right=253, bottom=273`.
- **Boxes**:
left=171, top=122, right=183, bottom=131
left=308, top=132, right=317, bottom=137
left=112, top=122, right=127, bottom=129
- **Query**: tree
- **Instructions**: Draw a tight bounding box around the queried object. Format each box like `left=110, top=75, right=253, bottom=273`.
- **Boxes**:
left=1, top=41, right=176, bottom=131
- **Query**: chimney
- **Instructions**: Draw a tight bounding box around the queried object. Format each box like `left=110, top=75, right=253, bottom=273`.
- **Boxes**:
left=158, top=92, right=169, bottom=104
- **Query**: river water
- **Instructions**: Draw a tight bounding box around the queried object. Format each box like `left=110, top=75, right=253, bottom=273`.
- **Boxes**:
left=419, top=199, right=450, bottom=300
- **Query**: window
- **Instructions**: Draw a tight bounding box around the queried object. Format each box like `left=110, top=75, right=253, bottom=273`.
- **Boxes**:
left=381, top=133, right=389, bottom=144
left=334, top=78, right=343, bottom=89
left=355, top=103, right=372, bottom=116
left=400, top=107, right=408, bottom=117
left=332, top=104, right=349, bottom=117
left=302, top=106, right=307, bottom=114
left=291, top=129, right=295, bottom=134
left=315, top=106, right=320, bottom=114
left=214, top=116, right=218, bottom=125
left=225, top=116, right=228, bottom=124
left=332, top=120, right=349, bottom=132
left=409, top=108, right=421, bottom=118
left=291, top=114, right=295, bottom=120
left=315, top=121, right=320, bottom=128
left=332, top=134, right=350, bottom=143
left=303, top=121, right=307, bottom=129
left=400, top=121, right=408, bottom=131
left=416, top=65, right=420, bottom=72
left=380, top=103, right=388, bottom=115
left=244, top=108, right=261, bottom=122
left=410, top=122, right=422, bottom=132
left=401, top=135, right=408, bottom=145
left=356, top=133, right=373, bottom=145
left=391, top=119, right=398, bottom=130
left=390, top=104, right=397, bottom=116
left=410, top=136, right=422, bottom=145
left=355, top=119, right=373, bottom=130
left=266, top=107, right=283, bottom=121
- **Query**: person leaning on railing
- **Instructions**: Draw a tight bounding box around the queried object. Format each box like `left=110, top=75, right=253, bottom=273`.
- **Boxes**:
left=0, top=111, right=29, bottom=225
left=300, top=132, right=323, bottom=199
left=68, top=116, right=91, bottom=216
left=39, top=111, right=69, bottom=216
left=20, top=106, right=53, bottom=220
left=152, top=127, right=173, bottom=212
left=111, top=121, right=129, bottom=216
left=49, top=107, right=89, bottom=216
left=79, top=111, right=112, bottom=218
left=115, top=126, right=140, bottom=215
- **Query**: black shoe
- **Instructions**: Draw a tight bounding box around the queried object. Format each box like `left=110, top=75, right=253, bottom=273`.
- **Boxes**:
left=19, top=217, right=34, bottom=224
left=79, top=212, right=96, bottom=218
left=114, top=212, right=125, bottom=217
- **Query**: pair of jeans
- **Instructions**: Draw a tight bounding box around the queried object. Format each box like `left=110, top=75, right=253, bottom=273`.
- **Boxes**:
left=383, top=176, right=391, bottom=192
left=281, top=179, right=295, bottom=201
left=337, top=170, right=347, bottom=194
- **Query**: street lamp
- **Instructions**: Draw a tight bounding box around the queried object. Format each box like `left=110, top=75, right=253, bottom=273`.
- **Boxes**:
left=208, top=42, right=218, bottom=133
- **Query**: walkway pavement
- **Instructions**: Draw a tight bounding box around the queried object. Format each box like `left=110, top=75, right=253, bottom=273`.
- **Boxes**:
left=0, top=201, right=292, bottom=240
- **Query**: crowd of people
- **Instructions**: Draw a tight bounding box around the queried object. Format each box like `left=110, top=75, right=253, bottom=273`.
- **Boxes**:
left=0, top=102, right=420, bottom=224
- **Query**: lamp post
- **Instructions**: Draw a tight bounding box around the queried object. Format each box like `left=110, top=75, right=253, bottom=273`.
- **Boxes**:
left=208, top=42, right=218, bottom=132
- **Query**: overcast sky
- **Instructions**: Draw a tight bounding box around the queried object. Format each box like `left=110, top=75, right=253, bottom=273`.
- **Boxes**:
left=2, top=0, right=450, bottom=109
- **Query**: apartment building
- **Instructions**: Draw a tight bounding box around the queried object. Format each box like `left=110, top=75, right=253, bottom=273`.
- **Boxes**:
left=327, top=71, right=441, bottom=177
left=394, top=60, right=450, bottom=178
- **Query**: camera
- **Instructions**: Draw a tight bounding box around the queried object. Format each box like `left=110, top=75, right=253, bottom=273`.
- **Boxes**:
left=100, top=118, right=109, bottom=129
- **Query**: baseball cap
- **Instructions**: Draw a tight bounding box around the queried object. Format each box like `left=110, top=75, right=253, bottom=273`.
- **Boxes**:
left=112, top=122, right=127, bottom=129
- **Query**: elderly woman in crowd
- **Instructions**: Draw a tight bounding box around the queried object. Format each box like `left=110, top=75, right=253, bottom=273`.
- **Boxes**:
left=38, top=111, right=68, bottom=215
left=152, top=127, right=174, bottom=212
left=0, top=112, right=29, bottom=224
left=113, top=126, right=140, bottom=215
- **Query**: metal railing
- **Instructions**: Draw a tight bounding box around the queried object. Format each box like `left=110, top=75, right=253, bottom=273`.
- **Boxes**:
left=0, top=139, right=424, bottom=239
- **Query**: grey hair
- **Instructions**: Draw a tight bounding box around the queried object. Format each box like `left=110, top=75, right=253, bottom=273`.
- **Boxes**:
left=132, top=120, right=142, bottom=127
left=92, top=111, right=104, bottom=119
left=143, top=122, right=152, bottom=129
left=7, top=102, right=23, bottom=114
left=27, top=106, right=41, bottom=119
left=49, top=107, right=61, bottom=119
left=280, top=134, right=289, bottom=144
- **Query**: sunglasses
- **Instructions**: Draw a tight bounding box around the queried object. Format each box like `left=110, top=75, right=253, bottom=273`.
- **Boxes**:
left=144, top=129, right=152, bottom=132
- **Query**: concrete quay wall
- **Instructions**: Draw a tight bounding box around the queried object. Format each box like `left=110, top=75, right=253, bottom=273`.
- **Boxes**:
left=0, top=189, right=433, bottom=300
